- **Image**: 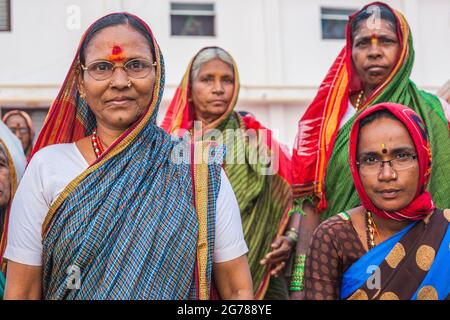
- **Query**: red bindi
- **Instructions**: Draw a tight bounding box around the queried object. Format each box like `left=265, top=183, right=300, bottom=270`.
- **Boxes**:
left=371, top=33, right=378, bottom=46
left=108, top=45, right=126, bottom=62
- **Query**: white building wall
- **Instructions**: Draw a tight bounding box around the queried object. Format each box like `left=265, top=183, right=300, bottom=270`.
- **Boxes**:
left=0, top=0, right=449, bottom=148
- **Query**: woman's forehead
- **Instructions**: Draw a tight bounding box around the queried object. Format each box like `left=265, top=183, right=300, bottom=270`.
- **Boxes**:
left=5, top=114, right=27, bottom=126
left=353, top=19, right=397, bottom=38
left=358, top=118, right=414, bottom=150
left=198, top=59, right=233, bottom=75
left=84, top=25, right=153, bottom=62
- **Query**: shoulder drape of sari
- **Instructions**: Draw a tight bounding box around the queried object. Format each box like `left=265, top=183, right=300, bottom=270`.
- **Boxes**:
left=34, top=13, right=221, bottom=300
left=341, top=209, right=450, bottom=300
left=292, top=2, right=450, bottom=218
left=161, top=47, right=293, bottom=299
left=0, top=121, right=25, bottom=298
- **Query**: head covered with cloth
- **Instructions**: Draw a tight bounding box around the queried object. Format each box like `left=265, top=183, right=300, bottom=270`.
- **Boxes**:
left=341, top=103, right=449, bottom=300
left=292, top=1, right=450, bottom=218
left=0, top=121, right=26, bottom=298
left=29, top=13, right=224, bottom=300
left=162, top=46, right=293, bottom=299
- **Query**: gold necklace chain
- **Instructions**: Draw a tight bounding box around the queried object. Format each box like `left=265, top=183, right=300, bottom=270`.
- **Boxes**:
left=354, top=90, right=365, bottom=111
left=366, top=211, right=378, bottom=250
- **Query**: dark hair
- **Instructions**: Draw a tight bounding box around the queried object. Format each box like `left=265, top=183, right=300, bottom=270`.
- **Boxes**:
left=359, top=109, right=398, bottom=130
left=0, top=144, right=7, bottom=161
left=79, top=13, right=155, bottom=66
left=350, top=4, right=398, bottom=43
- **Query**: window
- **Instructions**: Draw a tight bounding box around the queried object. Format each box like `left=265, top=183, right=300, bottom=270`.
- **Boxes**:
left=0, top=0, right=10, bottom=31
left=321, top=7, right=356, bottom=40
left=170, top=2, right=215, bottom=36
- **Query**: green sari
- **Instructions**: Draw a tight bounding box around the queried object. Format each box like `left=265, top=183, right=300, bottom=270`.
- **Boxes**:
left=162, top=47, right=293, bottom=299
left=292, top=2, right=450, bottom=219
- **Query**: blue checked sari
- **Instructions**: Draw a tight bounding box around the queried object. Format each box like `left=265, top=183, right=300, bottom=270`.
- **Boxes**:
left=341, top=209, right=450, bottom=300
left=38, top=13, right=222, bottom=300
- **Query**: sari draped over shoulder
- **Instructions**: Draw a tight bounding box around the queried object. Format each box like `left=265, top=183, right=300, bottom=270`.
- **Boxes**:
left=162, top=47, right=293, bottom=299
left=341, top=101, right=449, bottom=300
left=33, top=13, right=222, bottom=300
left=341, top=209, right=450, bottom=300
left=0, top=121, right=26, bottom=298
left=292, top=1, right=450, bottom=219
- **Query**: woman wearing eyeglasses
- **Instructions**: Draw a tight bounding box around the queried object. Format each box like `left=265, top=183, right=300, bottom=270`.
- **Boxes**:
left=2, top=111, right=35, bottom=161
left=3, top=13, right=253, bottom=300
left=289, top=2, right=450, bottom=298
left=301, top=103, right=450, bottom=300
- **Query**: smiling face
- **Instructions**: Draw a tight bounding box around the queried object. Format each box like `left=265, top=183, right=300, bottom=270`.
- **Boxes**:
left=190, top=58, right=234, bottom=125
left=78, top=24, right=156, bottom=131
left=351, top=19, right=400, bottom=92
left=357, top=117, right=419, bottom=211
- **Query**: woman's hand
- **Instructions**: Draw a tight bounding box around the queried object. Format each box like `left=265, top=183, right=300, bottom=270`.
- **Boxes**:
left=260, top=235, right=295, bottom=277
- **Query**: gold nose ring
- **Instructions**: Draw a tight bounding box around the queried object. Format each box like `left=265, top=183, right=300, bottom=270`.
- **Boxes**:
left=109, top=80, right=131, bottom=88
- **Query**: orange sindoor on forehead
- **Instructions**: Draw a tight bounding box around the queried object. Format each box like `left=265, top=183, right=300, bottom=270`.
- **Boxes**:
left=371, top=33, right=378, bottom=46
left=109, top=45, right=126, bottom=62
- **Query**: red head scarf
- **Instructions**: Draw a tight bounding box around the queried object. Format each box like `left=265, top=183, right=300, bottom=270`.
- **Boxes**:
left=292, top=2, right=411, bottom=211
left=349, top=103, right=435, bottom=221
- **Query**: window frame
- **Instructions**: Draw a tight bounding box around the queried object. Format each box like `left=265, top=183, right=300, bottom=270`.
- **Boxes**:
left=320, top=7, right=357, bottom=40
left=170, top=2, right=216, bottom=37
left=0, top=0, right=11, bottom=32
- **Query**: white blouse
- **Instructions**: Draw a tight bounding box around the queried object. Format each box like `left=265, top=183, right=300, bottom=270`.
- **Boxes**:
left=5, top=143, right=248, bottom=266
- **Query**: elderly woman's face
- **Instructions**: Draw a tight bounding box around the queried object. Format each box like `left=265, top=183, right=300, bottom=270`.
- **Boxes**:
left=190, top=58, right=234, bottom=124
left=0, top=149, right=11, bottom=208
left=79, top=24, right=156, bottom=130
left=357, top=117, right=419, bottom=211
left=352, top=19, right=400, bottom=91
left=5, top=114, right=31, bottom=152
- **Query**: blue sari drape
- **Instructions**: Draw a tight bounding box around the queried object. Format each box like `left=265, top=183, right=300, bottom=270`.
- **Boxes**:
left=341, top=210, right=450, bottom=300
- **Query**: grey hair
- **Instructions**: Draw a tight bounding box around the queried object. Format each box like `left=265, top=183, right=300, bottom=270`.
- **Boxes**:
left=190, top=47, right=234, bottom=83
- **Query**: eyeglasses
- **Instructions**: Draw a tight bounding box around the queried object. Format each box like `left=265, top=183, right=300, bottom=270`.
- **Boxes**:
left=356, top=153, right=418, bottom=175
left=8, top=127, right=30, bottom=135
left=81, top=59, right=157, bottom=81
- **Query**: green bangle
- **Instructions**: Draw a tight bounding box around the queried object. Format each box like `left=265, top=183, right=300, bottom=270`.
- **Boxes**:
left=288, top=196, right=315, bottom=217
left=289, top=254, right=306, bottom=292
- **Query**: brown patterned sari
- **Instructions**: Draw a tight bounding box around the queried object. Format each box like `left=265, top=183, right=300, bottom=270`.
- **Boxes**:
left=302, top=209, right=450, bottom=300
